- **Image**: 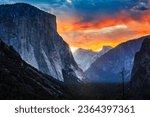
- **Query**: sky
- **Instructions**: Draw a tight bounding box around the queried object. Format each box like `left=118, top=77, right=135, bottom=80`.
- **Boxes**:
left=1, top=0, right=150, bottom=51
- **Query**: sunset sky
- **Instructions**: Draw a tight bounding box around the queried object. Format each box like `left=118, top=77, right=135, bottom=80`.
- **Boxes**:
left=1, top=0, right=150, bottom=51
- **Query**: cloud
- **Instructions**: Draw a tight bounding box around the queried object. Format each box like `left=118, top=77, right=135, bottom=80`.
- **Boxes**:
left=1, top=0, right=150, bottom=50
left=57, top=10, right=142, bottom=32
left=131, top=1, right=150, bottom=12
left=60, top=25, right=139, bottom=50
left=58, top=9, right=150, bottom=50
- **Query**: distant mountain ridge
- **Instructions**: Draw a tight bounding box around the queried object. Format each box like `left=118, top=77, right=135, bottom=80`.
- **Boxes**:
left=86, top=36, right=146, bottom=83
left=73, top=46, right=112, bottom=71
left=0, top=3, right=86, bottom=82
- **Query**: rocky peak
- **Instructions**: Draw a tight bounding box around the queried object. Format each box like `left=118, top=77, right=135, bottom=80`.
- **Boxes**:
left=0, top=3, right=56, bottom=29
left=73, top=46, right=112, bottom=71
left=0, top=3, right=85, bottom=82
left=101, top=46, right=112, bottom=51
left=97, top=46, right=112, bottom=57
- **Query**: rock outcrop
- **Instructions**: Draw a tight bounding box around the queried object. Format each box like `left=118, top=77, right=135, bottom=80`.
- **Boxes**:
left=131, top=37, right=150, bottom=99
left=0, top=3, right=85, bottom=82
left=0, top=39, right=69, bottom=99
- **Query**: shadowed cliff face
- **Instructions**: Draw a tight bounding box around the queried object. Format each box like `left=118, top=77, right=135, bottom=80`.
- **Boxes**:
left=131, top=37, right=150, bottom=99
left=0, top=39, right=70, bottom=99
left=0, top=3, right=85, bottom=82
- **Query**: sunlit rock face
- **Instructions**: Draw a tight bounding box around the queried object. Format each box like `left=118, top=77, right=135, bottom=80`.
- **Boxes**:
left=0, top=3, right=86, bottom=82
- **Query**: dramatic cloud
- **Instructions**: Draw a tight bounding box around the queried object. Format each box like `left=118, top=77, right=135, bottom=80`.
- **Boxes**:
left=60, top=25, right=139, bottom=50
left=131, top=1, right=150, bottom=11
left=57, top=7, right=150, bottom=50
left=0, top=0, right=150, bottom=50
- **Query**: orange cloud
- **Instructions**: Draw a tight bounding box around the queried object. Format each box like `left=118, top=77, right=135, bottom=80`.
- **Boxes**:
left=60, top=25, right=139, bottom=50
left=57, top=10, right=150, bottom=51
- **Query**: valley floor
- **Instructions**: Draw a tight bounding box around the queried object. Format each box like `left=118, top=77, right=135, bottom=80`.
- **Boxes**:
left=67, top=83, right=131, bottom=100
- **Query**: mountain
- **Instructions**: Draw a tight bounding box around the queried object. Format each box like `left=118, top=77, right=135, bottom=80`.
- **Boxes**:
left=0, top=3, right=85, bottom=82
left=130, top=37, right=150, bottom=99
left=86, top=36, right=147, bottom=83
left=97, top=46, right=113, bottom=57
left=73, top=46, right=112, bottom=71
left=0, top=39, right=70, bottom=99
left=73, top=49, right=97, bottom=71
